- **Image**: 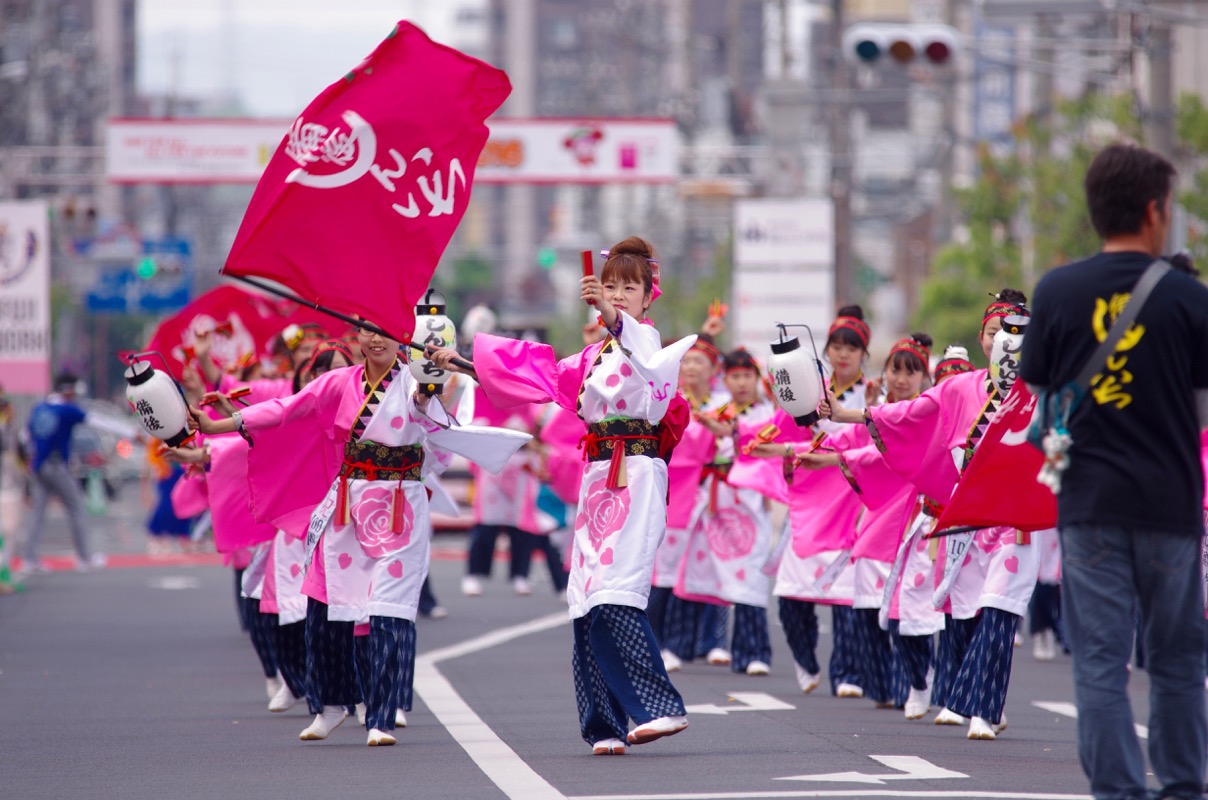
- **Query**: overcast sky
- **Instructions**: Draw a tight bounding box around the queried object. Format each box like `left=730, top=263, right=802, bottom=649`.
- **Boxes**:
left=137, top=0, right=457, bottom=117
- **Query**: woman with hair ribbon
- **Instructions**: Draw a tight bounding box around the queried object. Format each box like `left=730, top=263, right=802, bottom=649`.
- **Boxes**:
left=826, top=290, right=1039, bottom=740
left=751, top=306, right=872, bottom=697
left=190, top=321, right=528, bottom=747
left=794, top=333, right=937, bottom=713
left=431, top=236, right=697, bottom=755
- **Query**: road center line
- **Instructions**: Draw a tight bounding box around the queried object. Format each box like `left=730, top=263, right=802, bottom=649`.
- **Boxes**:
left=414, top=611, right=570, bottom=800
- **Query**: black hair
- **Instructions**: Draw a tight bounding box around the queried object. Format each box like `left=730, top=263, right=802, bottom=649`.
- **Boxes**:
left=827, top=304, right=868, bottom=352
left=1084, top=143, right=1177, bottom=240
left=600, top=235, right=657, bottom=296
left=887, top=332, right=933, bottom=374
left=54, top=372, right=79, bottom=391
left=723, top=347, right=760, bottom=373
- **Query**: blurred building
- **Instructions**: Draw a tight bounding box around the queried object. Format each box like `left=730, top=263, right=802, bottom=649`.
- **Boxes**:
left=461, top=0, right=767, bottom=329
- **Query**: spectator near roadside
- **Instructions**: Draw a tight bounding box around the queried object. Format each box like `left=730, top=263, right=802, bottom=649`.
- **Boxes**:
left=18, top=373, right=131, bottom=574
left=1022, top=143, right=1208, bottom=800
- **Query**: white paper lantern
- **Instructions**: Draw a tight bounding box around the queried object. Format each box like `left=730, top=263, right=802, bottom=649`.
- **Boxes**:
left=990, top=314, right=1028, bottom=398
left=766, top=324, right=826, bottom=427
left=124, top=358, right=193, bottom=447
left=409, top=289, right=457, bottom=395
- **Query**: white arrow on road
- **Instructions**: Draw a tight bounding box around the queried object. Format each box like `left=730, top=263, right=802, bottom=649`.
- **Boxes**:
left=1033, top=700, right=1149, bottom=740
left=777, top=755, right=968, bottom=784
left=684, top=691, right=796, bottom=716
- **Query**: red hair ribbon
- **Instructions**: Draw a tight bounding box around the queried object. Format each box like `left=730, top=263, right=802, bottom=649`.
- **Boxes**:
left=888, top=337, right=931, bottom=365
left=829, top=316, right=870, bottom=349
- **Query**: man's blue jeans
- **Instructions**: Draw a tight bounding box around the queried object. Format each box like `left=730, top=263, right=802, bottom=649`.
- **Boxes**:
left=1060, top=525, right=1207, bottom=800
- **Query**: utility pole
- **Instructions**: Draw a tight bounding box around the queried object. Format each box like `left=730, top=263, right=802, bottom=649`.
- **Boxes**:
left=829, top=0, right=854, bottom=305
left=935, top=0, right=959, bottom=244
left=1144, top=21, right=1175, bottom=159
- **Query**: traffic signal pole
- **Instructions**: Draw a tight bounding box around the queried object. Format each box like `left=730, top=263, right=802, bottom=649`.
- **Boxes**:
left=829, top=0, right=855, bottom=307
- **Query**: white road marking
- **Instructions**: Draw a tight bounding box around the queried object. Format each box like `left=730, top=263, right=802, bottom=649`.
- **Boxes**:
left=1032, top=701, right=1148, bottom=740
left=776, top=755, right=967, bottom=784
left=685, top=691, right=796, bottom=716
left=414, top=611, right=569, bottom=800
left=148, top=575, right=201, bottom=590
left=571, top=791, right=1090, bottom=800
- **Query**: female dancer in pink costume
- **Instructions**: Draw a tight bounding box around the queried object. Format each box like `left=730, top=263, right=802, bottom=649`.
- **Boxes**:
left=828, top=291, right=1038, bottom=740
left=191, top=322, right=526, bottom=747
left=432, top=236, right=697, bottom=756
left=758, top=306, right=871, bottom=696
left=675, top=348, right=779, bottom=675
left=797, top=333, right=934, bottom=709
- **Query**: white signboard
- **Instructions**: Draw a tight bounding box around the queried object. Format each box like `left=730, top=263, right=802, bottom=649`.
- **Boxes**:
left=476, top=119, right=677, bottom=183
left=734, top=198, right=834, bottom=268
left=106, top=118, right=678, bottom=184
left=732, top=266, right=834, bottom=358
left=0, top=200, right=51, bottom=394
left=106, top=118, right=286, bottom=183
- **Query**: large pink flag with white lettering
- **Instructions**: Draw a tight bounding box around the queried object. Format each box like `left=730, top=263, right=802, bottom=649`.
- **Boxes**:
left=223, top=22, right=511, bottom=342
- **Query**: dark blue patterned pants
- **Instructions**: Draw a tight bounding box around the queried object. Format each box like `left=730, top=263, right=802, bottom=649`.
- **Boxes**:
left=359, top=616, right=416, bottom=731
left=730, top=604, right=771, bottom=672
left=851, top=607, right=899, bottom=704
left=828, top=605, right=861, bottom=693
left=931, top=614, right=978, bottom=710
left=242, top=597, right=278, bottom=679
left=889, top=621, right=934, bottom=692
left=572, top=605, right=686, bottom=745
left=274, top=620, right=308, bottom=699
left=647, top=586, right=672, bottom=644
left=778, top=597, right=819, bottom=675
left=945, top=608, right=1019, bottom=724
left=304, top=599, right=359, bottom=713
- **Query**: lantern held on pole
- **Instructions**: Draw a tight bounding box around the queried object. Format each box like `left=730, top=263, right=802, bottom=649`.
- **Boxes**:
left=766, top=324, right=827, bottom=427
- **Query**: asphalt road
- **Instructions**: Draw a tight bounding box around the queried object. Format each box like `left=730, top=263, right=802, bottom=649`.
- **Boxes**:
left=0, top=488, right=1160, bottom=800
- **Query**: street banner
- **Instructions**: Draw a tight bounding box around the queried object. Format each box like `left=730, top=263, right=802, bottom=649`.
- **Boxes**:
left=0, top=200, right=51, bottom=394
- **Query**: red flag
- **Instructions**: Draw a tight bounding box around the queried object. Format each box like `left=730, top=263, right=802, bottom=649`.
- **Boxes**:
left=931, top=382, right=1057, bottom=534
left=144, top=285, right=334, bottom=380
left=222, top=22, right=511, bottom=342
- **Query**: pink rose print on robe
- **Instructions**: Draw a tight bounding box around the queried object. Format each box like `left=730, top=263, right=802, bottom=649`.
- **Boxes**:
left=573, top=478, right=630, bottom=552
left=351, top=486, right=412, bottom=558
left=705, top=509, right=756, bottom=561
left=973, top=527, right=1012, bottom=555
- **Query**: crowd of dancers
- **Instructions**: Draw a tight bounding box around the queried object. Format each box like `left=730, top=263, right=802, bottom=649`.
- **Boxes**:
left=168, top=234, right=1074, bottom=752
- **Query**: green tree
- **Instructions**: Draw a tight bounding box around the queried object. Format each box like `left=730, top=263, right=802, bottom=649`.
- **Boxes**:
left=913, top=94, right=1164, bottom=363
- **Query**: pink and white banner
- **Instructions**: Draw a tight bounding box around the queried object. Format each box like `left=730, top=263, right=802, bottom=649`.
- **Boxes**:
left=0, top=200, right=50, bottom=394
left=107, top=118, right=679, bottom=185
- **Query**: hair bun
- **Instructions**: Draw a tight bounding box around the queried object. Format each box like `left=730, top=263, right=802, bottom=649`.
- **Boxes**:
left=911, top=332, right=933, bottom=350
left=608, top=235, right=655, bottom=259
left=836, top=304, right=864, bottom=320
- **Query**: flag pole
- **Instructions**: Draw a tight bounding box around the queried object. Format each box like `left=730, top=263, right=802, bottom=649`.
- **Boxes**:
left=224, top=273, right=477, bottom=378
left=224, top=273, right=398, bottom=340
left=924, top=524, right=980, bottom=540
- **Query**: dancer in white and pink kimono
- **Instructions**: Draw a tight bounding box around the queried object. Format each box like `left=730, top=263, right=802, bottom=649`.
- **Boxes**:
left=827, top=291, right=1039, bottom=740
left=752, top=306, right=871, bottom=697
left=191, top=322, right=527, bottom=747
left=675, top=348, right=779, bottom=675
left=655, top=334, right=727, bottom=671
left=432, top=235, right=697, bottom=756
left=798, top=334, right=936, bottom=712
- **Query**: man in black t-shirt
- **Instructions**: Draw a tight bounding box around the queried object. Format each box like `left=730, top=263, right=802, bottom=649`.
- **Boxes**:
left=1022, top=143, right=1208, bottom=800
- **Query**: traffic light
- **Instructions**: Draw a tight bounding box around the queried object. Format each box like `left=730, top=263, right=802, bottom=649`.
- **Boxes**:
left=135, top=256, right=157, bottom=279
left=842, top=23, right=959, bottom=67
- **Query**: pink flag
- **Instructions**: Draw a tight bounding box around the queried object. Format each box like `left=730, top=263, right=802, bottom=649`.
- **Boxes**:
left=223, top=22, right=511, bottom=342
left=143, top=284, right=334, bottom=380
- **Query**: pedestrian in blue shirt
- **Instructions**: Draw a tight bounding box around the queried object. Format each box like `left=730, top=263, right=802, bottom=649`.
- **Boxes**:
left=20, top=373, right=106, bottom=572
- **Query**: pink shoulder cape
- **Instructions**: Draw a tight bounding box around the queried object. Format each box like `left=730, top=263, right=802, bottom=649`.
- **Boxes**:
left=472, top=334, right=604, bottom=412
left=239, top=367, right=365, bottom=532
left=207, top=434, right=278, bottom=552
